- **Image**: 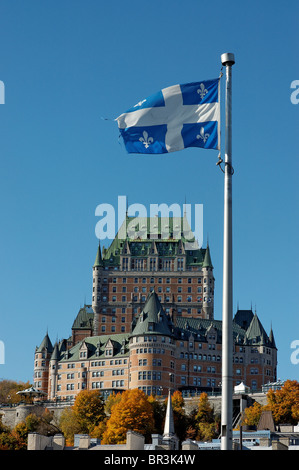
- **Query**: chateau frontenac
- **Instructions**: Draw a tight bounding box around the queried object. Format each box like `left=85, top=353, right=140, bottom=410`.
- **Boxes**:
left=34, top=216, right=277, bottom=400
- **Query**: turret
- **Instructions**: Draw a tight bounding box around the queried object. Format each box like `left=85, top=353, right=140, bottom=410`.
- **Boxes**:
left=129, top=291, right=175, bottom=393
left=34, top=332, right=53, bottom=396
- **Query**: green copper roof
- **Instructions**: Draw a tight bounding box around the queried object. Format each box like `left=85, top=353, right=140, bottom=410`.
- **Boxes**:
left=175, top=316, right=246, bottom=343
left=72, top=305, right=94, bottom=330
left=202, top=244, right=213, bottom=268
left=269, top=327, right=277, bottom=349
left=130, top=290, right=174, bottom=337
left=60, top=333, right=129, bottom=362
left=245, top=313, right=269, bottom=345
left=36, top=333, right=53, bottom=353
left=93, top=243, right=103, bottom=267
left=50, top=342, right=60, bottom=361
left=99, top=216, right=208, bottom=268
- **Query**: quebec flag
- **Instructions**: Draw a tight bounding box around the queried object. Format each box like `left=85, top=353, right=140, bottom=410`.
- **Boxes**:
left=116, top=78, right=220, bottom=154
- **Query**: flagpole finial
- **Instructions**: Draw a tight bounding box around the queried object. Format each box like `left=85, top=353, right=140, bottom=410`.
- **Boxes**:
left=221, top=52, right=235, bottom=66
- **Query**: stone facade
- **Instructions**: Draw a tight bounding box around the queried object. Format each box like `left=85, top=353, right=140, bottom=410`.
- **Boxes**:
left=33, top=216, right=277, bottom=401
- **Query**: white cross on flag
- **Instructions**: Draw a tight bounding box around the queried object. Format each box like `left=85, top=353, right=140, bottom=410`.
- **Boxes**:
left=116, top=78, right=220, bottom=154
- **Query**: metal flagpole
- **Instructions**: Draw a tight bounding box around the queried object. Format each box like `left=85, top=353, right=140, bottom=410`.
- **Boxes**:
left=220, top=52, right=235, bottom=450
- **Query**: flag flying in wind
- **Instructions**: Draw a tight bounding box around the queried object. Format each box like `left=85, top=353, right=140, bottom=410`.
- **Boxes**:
left=116, top=78, right=220, bottom=154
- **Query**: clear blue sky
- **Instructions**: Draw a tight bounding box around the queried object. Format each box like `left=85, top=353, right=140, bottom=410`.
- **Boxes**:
left=0, top=0, right=298, bottom=384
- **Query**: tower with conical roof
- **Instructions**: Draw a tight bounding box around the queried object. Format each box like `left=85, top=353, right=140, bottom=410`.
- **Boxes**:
left=129, top=290, right=176, bottom=393
left=34, top=332, right=53, bottom=395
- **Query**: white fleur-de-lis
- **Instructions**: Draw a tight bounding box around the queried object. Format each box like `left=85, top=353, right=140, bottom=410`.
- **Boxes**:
left=197, top=127, right=210, bottom=143
left=139, top=130, right=154, bottom=148
left=197, top=83, right=208, bottom=99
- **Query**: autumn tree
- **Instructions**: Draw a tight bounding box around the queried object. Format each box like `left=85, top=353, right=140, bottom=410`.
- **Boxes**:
left=60, top=390, right=106, bottom=445
left=241, top=401, right=263, bottom=427
left=266, top=380, right=299, bottom=425
left=195, top=392, right=218, bottom=441
left=72, top=390, right=105, bottom=433
left=147, top=394, right=165, bottom=435
left=102, top=389, right=155, bottom=444
left=59, top=407, right=81, bottom=446
left=0, top=380, right=32, bottom=404
left=104, top=392, right=122, bottom=415
left=167, top=391, right=188, bottom=441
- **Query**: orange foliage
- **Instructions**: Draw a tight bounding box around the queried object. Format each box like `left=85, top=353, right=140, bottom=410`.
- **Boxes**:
left=102, top=389, right=154, bottom=444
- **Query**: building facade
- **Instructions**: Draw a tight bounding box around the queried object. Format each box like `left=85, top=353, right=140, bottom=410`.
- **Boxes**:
left=33, top=216, right=277, bottom=400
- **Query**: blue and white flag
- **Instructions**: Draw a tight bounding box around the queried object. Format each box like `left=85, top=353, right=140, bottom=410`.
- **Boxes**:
left=116, top=78, right=220, bottom=154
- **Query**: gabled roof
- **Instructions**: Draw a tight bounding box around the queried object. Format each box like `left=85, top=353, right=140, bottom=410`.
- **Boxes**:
left=175, top=316, right=246, bottom=343
left=60, top=334, right=129, bottom=362
left=130, top=290, right=174, bottom=337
